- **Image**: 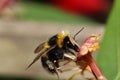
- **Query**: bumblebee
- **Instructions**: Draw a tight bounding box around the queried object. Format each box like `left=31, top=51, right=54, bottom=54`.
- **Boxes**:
left=26, top=28, right=84, bottom=76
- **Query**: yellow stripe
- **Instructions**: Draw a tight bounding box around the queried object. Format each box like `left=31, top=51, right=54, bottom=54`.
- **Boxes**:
left=44, top=42, right=50, bottom=49
left=57, top=31, right=69, bottom=48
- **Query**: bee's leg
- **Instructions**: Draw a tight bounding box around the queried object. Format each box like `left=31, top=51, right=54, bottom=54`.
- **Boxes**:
left=66, top=49, right=76, bottom=56
left=67, top=68, right=93, bottom=80
left=67, top=70, right=82, bottom=80
left=55, top=70, right=60, bottom=80
left=56, top=53, right=76, bottom=71
left=54, top=60, right=63, bottom=73
left=54, top=60, right=60, bottom=68
left=57, top=53, right=77, bottom=72
left=61, top=60, right=71, bottom=66
left=64, top=53, right=76, bottom=61
left=61, top=67, right=80, bottom=72
left=66, top=63, right=93, bottom=80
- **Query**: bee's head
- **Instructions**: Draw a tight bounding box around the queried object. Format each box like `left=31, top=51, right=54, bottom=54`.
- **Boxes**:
left=63, top=35, right=79, bottom=52
left=57, top=30, right=80, bottom=52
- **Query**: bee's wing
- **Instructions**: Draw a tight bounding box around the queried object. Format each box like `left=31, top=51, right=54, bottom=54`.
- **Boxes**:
left=34, top=42, right=45, bottom=53
left=26, top=45, right=56, bottom=70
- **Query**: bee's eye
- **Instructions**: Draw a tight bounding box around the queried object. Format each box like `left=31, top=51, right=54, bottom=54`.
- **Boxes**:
left=63, top=37, right=69, bottom=44
left=63, top=36, right=73, bottom=47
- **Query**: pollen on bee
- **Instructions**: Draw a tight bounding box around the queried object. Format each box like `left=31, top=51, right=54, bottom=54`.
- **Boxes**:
left=44, top=42, right=50, bottom=48
left=61, top=30, right=69, bottom=36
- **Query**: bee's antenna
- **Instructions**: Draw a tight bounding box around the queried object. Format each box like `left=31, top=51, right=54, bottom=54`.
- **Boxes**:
left=73, top=27, right=84, bottom=40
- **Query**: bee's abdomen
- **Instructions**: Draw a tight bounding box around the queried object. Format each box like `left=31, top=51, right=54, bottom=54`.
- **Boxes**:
left=41, top=56, right=56, bottom=74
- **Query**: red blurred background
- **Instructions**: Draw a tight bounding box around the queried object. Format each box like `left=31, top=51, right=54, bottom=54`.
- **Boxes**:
left=0, top=0, right=113, bottom=23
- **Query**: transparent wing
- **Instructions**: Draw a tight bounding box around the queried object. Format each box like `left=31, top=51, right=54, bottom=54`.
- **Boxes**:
left=34, top=42, right=45, bottom=53
left=26, top=45, right=56, bottom=70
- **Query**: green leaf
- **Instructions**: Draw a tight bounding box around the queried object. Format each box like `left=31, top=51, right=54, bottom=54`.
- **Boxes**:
left=97, top=0, right=120, bottom=80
